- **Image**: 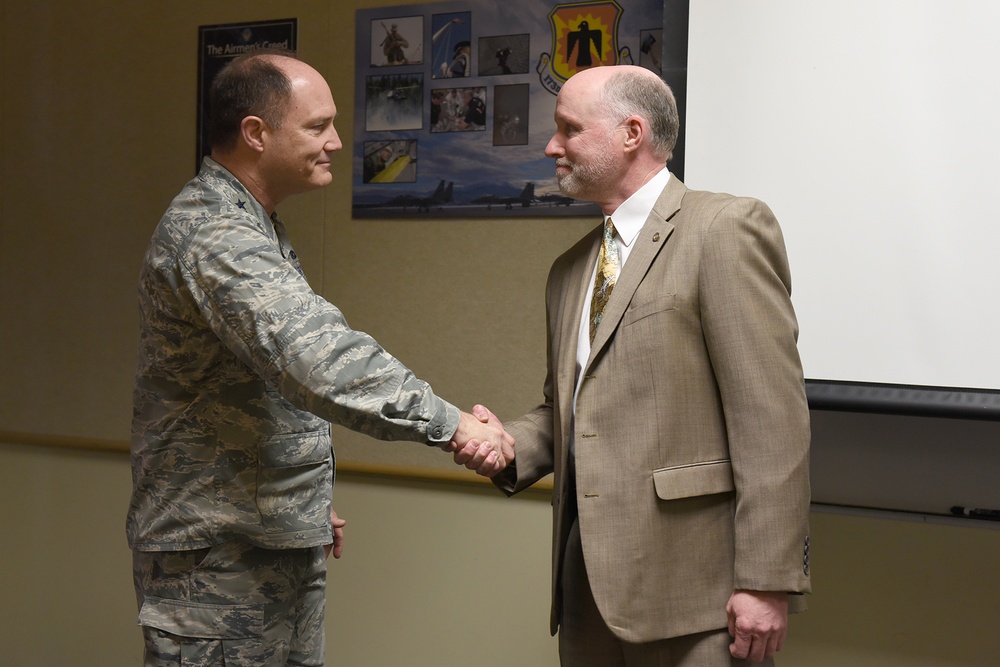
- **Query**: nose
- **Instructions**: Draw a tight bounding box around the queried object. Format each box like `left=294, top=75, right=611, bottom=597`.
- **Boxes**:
left=544, top=134, right=562, bottom=158
left=326, top=126, right=343, bottom=152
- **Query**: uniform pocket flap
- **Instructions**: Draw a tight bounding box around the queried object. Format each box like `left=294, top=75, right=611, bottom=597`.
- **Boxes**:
left=258, top=429, right=330, bottom=468
left=653, top=459, right=734, bottom=500
left=138, top=597, right=263, bottom=639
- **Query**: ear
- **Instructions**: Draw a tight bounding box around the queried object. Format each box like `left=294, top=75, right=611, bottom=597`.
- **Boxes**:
left=239, top=116, right=267, bottom=154
left=621, top=115, right=644, bottom=154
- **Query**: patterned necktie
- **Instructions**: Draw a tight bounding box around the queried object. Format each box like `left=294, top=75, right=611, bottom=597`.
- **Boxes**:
left=590, top=217, right=620, bottom=343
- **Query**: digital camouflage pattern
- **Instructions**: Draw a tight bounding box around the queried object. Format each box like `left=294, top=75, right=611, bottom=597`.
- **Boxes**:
left=134, top=542, right=326, bottom=666
left=127, top=157, right=460, bottom=552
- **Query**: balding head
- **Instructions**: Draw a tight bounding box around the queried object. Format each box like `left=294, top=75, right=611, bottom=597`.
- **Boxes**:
left=208, top=49, right=300, bottom=154
left=546, top=65, right=678, bottom=212
left=564, top=65, right=679, bottom=162
left=206, top=50, right=341, bottom=213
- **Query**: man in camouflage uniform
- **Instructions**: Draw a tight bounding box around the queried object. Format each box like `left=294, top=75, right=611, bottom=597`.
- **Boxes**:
left=127, top=49, right=512, bottom=666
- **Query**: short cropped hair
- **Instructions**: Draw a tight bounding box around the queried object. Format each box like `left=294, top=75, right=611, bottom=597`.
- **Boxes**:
left=600, top=69, right=679, bottom=161
left=207, top=48, right=299, bottom=153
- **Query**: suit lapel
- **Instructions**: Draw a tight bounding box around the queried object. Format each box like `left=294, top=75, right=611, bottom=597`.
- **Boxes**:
left=556, top=230, right=600, bottom=420
left=586, top=177, right=686, bottom=368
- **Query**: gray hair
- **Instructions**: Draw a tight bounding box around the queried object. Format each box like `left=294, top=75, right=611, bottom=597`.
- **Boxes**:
left=599, top=69, right=679, bottom=161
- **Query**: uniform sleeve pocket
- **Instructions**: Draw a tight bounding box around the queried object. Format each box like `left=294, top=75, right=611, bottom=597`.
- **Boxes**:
left=653, top=459, right=734, bottom=500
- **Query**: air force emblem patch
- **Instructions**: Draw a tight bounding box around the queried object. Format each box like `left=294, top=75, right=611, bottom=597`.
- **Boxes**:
left=537, top=1, right=631, bottom=94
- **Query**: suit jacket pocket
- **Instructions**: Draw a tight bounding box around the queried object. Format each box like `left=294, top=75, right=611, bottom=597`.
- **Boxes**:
left=653, top=459, right=734, bottom=500
left=623, top=293, right=676, bottom=327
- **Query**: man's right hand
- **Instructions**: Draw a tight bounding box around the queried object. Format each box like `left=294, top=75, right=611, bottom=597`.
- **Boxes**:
left=441, top=406, right=514, bottom=478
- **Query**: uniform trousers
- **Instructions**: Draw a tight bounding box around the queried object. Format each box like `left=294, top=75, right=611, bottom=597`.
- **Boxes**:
left=133, top=541, right=326, bottom=667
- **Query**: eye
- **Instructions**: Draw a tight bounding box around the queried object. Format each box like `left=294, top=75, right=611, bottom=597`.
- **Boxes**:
left=312, top=117, right=336, bottom=133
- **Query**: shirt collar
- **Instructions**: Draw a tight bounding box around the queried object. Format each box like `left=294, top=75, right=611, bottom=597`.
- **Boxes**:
left=605, top=168, right=670, bottom=248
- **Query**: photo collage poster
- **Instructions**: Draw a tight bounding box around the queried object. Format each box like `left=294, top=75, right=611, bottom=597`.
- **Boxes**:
left=353, top=1, right=680, bottom=218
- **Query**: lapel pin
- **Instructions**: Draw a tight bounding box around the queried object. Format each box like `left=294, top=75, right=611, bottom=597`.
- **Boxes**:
left=652, top=232, right=660, bottom=242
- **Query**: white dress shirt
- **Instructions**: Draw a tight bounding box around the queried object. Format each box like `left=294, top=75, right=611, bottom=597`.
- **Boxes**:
left=574, top=168, right=671, bottom=396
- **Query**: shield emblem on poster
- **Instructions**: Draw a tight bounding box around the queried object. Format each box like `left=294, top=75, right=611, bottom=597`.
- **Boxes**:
left=539, top=1, right=625, bottom=92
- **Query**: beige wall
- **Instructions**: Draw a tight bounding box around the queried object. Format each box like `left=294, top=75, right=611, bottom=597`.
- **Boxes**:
left=3, top=441, right=999, bottom=666
left=1, top=1, right=998, bottom=665
left=0, top=442, right=559, bottom=666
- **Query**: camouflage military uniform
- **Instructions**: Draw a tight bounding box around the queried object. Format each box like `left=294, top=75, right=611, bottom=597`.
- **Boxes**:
left=133, top=542, right=326, bottom=666
left=128, top=157, right=460, bottom=665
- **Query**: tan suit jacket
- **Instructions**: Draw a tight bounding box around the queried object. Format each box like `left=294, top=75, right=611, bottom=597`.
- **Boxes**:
left=495, top=176, right=811, bottom=643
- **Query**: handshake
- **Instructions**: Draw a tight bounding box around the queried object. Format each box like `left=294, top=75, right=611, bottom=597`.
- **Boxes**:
left=440, top=404, right=514, bottom=479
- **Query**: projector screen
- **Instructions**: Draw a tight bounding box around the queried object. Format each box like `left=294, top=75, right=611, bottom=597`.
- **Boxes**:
left=682, top=1, right=1000, bottom=418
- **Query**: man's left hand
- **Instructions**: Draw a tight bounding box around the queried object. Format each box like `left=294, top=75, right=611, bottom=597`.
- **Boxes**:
left=726, top=589, right=788, bottom=662
left=323, top=508, right=346, bottom=560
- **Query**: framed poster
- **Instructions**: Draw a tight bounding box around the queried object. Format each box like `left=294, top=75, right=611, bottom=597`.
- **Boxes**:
left=353, top=1, right=687, bottom=218
left=196, top=18, right=297, bottom=172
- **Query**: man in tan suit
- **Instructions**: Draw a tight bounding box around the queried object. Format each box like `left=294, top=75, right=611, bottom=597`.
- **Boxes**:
left=480, top=65, right=811, bottom=665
